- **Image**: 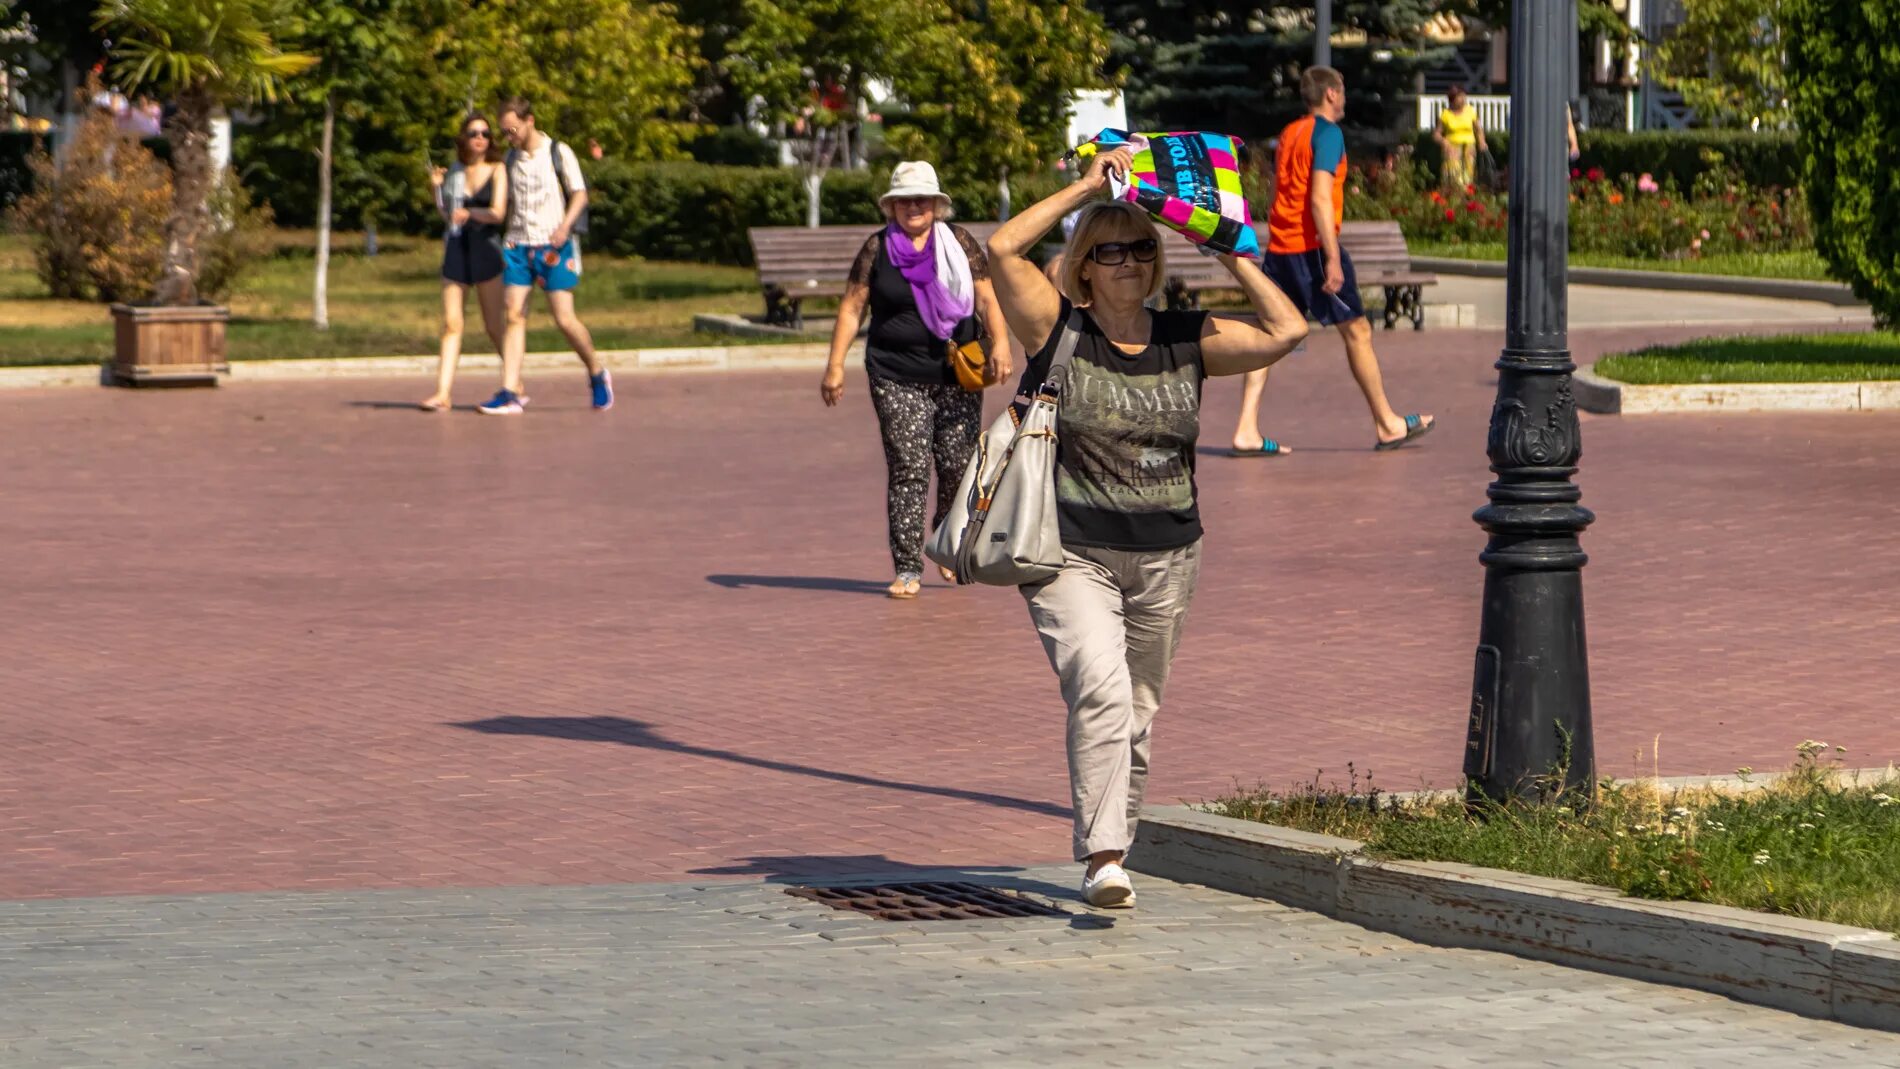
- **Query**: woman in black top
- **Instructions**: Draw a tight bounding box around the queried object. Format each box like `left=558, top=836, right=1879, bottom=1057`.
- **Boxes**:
left=820, top=162, right=1012, bottom=599
left=986, top=147, right=1308, bottom=908
left=421, top=113, right=510, bottom=412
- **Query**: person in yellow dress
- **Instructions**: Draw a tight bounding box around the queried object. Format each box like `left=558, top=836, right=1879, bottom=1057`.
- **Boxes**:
left=1434, top=86, right=1487, bottom=188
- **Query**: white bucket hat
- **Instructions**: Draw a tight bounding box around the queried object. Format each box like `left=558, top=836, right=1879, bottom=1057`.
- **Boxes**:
left=879, top=161, right=952, bottom=209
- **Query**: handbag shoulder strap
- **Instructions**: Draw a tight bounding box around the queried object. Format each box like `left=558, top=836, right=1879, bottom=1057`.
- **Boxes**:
left=1033, top=307, right=1087, bottom=400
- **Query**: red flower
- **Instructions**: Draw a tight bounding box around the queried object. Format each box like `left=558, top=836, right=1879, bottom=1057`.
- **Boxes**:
left=1444, top=208, right=1456, bottom=221
left=1466, top=200, right=1482, bottom=212
left=1570, top=167, right=1581, bottom=179
left=1465, top=184, right=1476, bottom=195
left=1429, top=190, right=1444, bottom=204
left=1586, top=167, right=1605, bottom=182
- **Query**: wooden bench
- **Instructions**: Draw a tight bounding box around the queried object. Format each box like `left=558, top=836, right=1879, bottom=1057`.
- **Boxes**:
left=1158, top=220, right=1439, bottom=330
left=747, top=222, right=1002, bottom=330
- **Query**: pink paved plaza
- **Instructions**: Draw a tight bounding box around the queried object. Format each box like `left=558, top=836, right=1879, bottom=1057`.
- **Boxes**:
left=4, top=322, right=1898, bottom=899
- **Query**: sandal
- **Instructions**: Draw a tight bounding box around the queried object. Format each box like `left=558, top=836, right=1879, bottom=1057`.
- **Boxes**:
left=937, top=565, right=957, bottom=584
left=1375, top=413, right=1435, bottom=451
left=1228, top=439, right=1288, bottom=458
left=887, top=576, right=921, bottom=600
left=418, top=397, right=451, bottom=412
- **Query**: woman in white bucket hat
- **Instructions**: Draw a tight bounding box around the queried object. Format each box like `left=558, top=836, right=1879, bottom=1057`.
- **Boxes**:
left=820, top=161, right=1012, bottom=600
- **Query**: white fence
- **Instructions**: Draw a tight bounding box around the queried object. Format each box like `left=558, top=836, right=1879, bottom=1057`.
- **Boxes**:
left=1416, top=94, right=1510, bottom=133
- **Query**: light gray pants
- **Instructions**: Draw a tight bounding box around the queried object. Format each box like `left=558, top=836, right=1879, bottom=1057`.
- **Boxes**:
left=1021, top=540, right=1202, bottom=861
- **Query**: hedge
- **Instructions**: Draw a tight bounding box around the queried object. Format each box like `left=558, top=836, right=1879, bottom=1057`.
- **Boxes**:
left=585, top=161, right=1065, bottom=264
left=1406, top=129, right=1801, bottom=191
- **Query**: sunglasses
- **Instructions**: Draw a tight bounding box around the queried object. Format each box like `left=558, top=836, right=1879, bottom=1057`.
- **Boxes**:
left=465, top=129, right=491, bottom=140
left=1087, top=238, right=1159, bottom=266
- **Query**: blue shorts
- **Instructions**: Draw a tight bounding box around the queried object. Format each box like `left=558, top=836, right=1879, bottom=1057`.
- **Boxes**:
left=1264, top=248, right=1365, bottom=326
left=503, top=238, right=582, bottom=292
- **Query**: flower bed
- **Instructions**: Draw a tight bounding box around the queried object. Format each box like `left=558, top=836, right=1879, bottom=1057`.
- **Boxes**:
left=1337, top=158, right=1812, bottom=264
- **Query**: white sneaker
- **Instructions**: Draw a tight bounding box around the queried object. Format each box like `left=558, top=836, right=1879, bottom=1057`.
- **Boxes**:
left=1082, top=863, right=1136, bottom=908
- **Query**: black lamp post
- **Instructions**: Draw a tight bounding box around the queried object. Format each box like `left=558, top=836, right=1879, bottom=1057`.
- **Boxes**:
left=1314, top=0, right=1332, bottom=67
left=1463, top=0, right=1596, bottom=805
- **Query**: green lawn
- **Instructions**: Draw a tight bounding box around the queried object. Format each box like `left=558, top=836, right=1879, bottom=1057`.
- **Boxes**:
left=1595, top=331, right=1900, bottom=384
left=1217, top=746, right=1900, bottom=935
left=0, top=232, right=769, bottom=366
left=1411, top=241, right=1834, bottom=282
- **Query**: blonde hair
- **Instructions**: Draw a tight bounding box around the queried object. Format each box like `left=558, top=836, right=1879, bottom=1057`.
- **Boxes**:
left=1059, top=201, right=1166, bottom=305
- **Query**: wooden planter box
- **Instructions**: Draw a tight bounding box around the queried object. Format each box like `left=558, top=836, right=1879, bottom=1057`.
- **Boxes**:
left=108, top=303, right=230, bottom=387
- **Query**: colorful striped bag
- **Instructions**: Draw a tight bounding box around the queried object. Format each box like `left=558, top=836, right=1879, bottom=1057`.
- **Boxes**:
left=1068, top=129, right=1261, bottom=259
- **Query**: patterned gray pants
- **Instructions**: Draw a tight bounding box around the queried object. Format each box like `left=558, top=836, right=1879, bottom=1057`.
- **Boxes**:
left=867, top=373, right=982, bottom=577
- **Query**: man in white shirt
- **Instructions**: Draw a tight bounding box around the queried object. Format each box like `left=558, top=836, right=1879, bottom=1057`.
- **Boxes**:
left=480, top=96, right=613, bottom=414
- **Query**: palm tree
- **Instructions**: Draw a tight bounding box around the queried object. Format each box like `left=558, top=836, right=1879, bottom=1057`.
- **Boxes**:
left=93, top=0, right=315, bottom=305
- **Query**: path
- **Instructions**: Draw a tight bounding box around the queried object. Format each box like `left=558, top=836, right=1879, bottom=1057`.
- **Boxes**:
left=4, top=319, right=1895, bottom=899
left=6, top=868, right=1899, bottom=1067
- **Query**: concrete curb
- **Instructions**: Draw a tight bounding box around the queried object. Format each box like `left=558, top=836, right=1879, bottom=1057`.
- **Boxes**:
left=0, top=342, right=843, bottom=390
left=1412, top=256, right=1864, bottom=306
left=1576, top=363, right=1900, bottom=415
left=1132, top=805, right=1900, bottom=1030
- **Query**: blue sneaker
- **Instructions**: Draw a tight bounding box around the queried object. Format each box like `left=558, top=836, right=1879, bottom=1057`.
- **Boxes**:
left=590, top=369, right=614, bottom=411
left=478, top=388, right=525, bottom=415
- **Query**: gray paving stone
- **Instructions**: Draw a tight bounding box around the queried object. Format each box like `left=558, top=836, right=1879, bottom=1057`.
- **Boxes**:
left=4, top=867, right=1899, bottom=1067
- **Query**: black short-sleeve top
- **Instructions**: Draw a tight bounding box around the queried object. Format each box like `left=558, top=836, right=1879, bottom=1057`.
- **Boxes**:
left=1019, top=299, right=1211, bottom=551
left=846, top=225, right=990, bottom=385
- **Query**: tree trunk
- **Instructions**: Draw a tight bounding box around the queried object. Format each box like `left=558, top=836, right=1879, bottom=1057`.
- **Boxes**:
left=313, top=96, right=333, bottom=330
left=997, top=166, right=1011, bottom=222
left=155, top=90, right=216, bottom=307
left=805, top=168, right=823, bottom=228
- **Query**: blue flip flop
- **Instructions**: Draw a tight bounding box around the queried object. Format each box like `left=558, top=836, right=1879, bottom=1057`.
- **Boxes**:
left=1228, top=439, right=1287, bottom=458
left=1375, top=414, right=1434, bottom=451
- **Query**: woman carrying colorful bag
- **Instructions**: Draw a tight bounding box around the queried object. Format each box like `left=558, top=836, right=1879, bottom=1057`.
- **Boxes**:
left=984, top=145, right=1307, bottom=909
left=820, top=162, right=1013, bottom=600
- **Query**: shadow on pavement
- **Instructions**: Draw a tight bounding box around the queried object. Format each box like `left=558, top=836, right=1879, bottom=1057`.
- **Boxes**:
left=706, top=574, right=890, bottom=595
left=451, top=715, right=1073, bottom=821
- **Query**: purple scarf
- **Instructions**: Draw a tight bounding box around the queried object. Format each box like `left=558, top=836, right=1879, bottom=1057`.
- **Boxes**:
left=884, top=223, right=972, bottom=340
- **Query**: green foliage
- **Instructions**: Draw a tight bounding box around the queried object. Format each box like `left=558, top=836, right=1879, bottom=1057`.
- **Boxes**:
left=585, top=160, right=1064, bottom=263
left=1785, top=0, right=1900, bottom=327
left=883, top=0, right=1112, bottom=184
left=96, top=0, right=317, bottom=303
left=1100, top=0, right=1449, bottom=151
left=1651, top=0, right=1789, bottom=129
left=447, top=0, right=704, bottom=160
left=1598, top=332, right=1900, bottom=385
left=1218, top=744, right=1900, bottom=933
left=1410, top=128, right=1802, bottom=192
left=95, top=0, right=317, bottom=106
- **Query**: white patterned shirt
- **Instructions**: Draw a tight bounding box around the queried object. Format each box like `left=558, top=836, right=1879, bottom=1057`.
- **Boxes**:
left=505, top=134, right=586, bottom=247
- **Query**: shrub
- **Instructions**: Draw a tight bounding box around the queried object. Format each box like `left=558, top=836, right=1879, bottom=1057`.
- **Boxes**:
left=587, top=161, right=1069, bottom=264
left=9, top=105, right=274, bottom=304
left=1786, top=0, right=1900, bottom=325
left=10, top=113, right=171, bottom=302
left=1408, top=128, right=1801, bottom=192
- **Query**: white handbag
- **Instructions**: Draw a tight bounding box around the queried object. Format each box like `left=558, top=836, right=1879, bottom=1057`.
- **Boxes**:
left=926, top=311, right=1084, bottom=586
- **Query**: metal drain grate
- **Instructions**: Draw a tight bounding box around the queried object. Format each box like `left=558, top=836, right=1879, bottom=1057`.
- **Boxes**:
left=786, top=881, right=1071, bottom=921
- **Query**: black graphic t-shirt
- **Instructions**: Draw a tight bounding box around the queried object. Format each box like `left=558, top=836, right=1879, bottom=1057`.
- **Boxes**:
left=1021, top=299, right=1210, bottom=551
left=847, top=226, right=990, bottom=386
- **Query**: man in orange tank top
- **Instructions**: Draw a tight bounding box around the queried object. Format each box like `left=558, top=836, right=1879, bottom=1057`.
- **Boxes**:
left=1230, top=67, right=1434, bottom=456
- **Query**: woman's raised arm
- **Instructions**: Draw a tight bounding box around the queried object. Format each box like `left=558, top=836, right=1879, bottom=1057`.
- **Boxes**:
left=986, top=146, right=1132, bottom=348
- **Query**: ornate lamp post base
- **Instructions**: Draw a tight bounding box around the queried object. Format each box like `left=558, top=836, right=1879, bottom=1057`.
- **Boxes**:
left=1462, top=0, right=1597, bottom=805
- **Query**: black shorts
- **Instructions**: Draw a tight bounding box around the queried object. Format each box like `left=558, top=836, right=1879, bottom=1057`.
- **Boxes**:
left=442, top=227, right=504, bottom=286
left=1264, top=248, right=1365, bottom=326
